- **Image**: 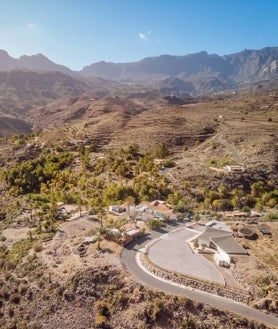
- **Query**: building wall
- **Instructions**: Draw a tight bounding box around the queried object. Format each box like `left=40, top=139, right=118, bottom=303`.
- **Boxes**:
left=217, top=246, right=231, bottom=264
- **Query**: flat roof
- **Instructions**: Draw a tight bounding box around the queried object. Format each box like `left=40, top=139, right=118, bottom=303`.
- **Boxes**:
left=125, top=228, right=141, bottom=236
left=211, top=235, right=248, bottom=254
left=197, top=227, right=232, bottom=242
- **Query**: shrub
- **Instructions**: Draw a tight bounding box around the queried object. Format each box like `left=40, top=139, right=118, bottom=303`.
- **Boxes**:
left=148, top=219, right=162, bottom=230
left=242, top=205, right=250, bottom=213
left=95, top=314, right=106, bottom=327
left=174, top=204, right=189, bottom=214
left=149, top=297, right=162, bottom=320
left=0, top=211, right=6, bottom=221
left=33, top=241, right=43, bottom=252
left=10, top=293, right=21, bottom=304
left=193, top=212, right=200, bottom=221
left=154, top=142, right=169, bottom=158
left=181, top=316, right=196, bottom=329
left=95, top=300, right=112, bottom=326
left=8, top=307, right=14, bottom=317
left=161, top=159, right=175, bottom=168
left=209, top=159, right=217, bottom=165
left=265, top=212, right=278, bottom=220
left=18, top=283, right=28, bottom=295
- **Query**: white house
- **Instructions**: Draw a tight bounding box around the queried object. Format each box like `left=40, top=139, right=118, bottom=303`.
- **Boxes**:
left=223, top=165, right=245, bottom=173
left=196, top=227, right=248, bottom=267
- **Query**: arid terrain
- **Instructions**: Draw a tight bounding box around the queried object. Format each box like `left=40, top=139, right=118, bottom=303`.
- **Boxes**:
left=0, top=58, right=278, bottom=329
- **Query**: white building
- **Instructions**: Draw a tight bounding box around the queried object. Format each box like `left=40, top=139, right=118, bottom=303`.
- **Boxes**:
left=196, top=227, right=248, bottom=267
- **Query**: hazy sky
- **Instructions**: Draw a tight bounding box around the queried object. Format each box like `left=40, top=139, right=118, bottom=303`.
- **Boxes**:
left=0, top=0, right=277, bottom=70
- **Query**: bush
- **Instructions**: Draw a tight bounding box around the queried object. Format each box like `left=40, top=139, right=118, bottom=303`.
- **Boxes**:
left=209, top=159, right=217, bottom=165
left=161, top=159, right=175, bottom=168
left=265, top=212, right=278, bottom=220
left=242, top=205, right=250, bottom=213
left=148, top=219, right=162, bottom=230
left=181, top=316, right=196, bottom=329
left=174, top=204, right=189, bottom=214
left=33, top=241, right=43, bottom=252
left=149, top=297, right=162, bottom=320
left=8, top=307, right=14, bottom=317
left=154, top=142, right=169, bottom=158
left=0, top=211, right=6, bottom=221
left=10, top=293, right=21, bottom=304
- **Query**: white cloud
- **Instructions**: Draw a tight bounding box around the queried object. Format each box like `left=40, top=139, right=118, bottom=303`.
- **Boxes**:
left=138, top=33, right=148, bottom=41
left=27, top=22, right=35, bottom=29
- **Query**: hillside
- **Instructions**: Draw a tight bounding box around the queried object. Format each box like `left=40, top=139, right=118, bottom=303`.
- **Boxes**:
left=4, top=89, right=275, bottom=181
left=0, top=50, right=74, bottom=76
left=1, top=47, right=278, bottom=96
left=0, top=88, right=277, bottom=329
left=0, top=47, right=278, bottom=329
left=0, top=115, right=32, bottom=136
left=81, top=47, right=278, bottom=92
left=0, top=71, right=117, bottom=121
left=0, top=71, right=277, bottom=180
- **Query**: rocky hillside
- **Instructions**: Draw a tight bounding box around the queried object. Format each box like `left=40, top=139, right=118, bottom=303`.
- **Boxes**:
left=0, top=115, right=32, bottom=136
left=82, top=47, right=278, bottom=93
left=0, top=264, right=271, bottom=329
left=1, top=47, right=278, bottom=95
left=0, top=50, right=74, bottom=76
left=0, top=71, right=114, bottom=118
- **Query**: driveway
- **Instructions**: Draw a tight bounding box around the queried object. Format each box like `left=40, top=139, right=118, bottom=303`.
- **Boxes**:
left=121, top=226, right=278, bottom=328
left=148, top=228, right=225, bottom=284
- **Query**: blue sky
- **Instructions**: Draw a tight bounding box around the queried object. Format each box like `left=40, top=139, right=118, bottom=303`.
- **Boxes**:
left=0, top=0, right=277, bottom=70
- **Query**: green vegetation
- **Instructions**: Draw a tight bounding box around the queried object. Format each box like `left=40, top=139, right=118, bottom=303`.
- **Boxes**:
left=6, top=239, right=33, bottom=265
left=4, top=152, right=73, bottom=195
left=195, top=183, right=278, bottom=212
left=148, top=219, right=163, bottom=230
left=153, top=142, right=169, bottom=158
left=161, top=159, right=175, bottom=168
left=149, top=297, right=162, bottom=320
left=255, top=275, right=276, bottom=297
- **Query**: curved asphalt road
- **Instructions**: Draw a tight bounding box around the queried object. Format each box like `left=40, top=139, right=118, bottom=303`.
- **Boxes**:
left=120, top=225, right=278, bottom=328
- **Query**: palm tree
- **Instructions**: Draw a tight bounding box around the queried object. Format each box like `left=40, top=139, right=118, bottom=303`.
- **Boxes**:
left=95, top=234, right=103, bottom=251
left=97, top=206, right=105, bottom=228
left=125, top=196, right=135, bottom=221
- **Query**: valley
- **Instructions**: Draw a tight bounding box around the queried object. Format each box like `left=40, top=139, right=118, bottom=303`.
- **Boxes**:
left=0, top=48, right=277, bottom=329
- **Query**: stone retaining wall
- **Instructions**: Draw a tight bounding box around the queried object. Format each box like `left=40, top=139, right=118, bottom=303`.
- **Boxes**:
left=140, top=253, right=252, bottom=304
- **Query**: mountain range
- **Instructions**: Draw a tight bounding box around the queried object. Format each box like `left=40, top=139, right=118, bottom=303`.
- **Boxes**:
left=0, top=47, right=278, bottom=136
left=1, top=47, right=278, bottom=91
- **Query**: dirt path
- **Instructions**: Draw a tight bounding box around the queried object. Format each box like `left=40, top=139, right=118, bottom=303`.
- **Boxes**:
left=218, top=121, right=243, bottom=163
left=2, top=227, right=30, bottom=249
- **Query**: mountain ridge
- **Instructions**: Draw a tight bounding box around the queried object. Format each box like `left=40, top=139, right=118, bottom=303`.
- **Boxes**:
left=81, top=47, right=278, bottom=86
left=1, top=47, right=278, bottom=84
left=0, top=50, right=75, bottom=76
left=1, top=47, right=278, bottom=103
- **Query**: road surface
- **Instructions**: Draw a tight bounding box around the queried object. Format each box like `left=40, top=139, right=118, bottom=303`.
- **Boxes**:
left=121, top=225, right=278, bottom=328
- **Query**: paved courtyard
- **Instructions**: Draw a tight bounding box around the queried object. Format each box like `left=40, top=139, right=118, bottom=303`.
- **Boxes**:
left=148, top=228, right=225, bottom=284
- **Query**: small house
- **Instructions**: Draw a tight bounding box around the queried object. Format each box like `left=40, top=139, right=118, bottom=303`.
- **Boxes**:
left=223, top=165, right=245, bottom=173
left=109, top=205, right=126, bottom=214
left=196, top=227, right=248, bottom=267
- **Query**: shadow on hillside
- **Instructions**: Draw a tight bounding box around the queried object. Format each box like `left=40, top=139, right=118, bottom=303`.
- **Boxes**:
left=154, top=227, right=168, bottom=234
left=124, top=234, right=152, bottom=250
